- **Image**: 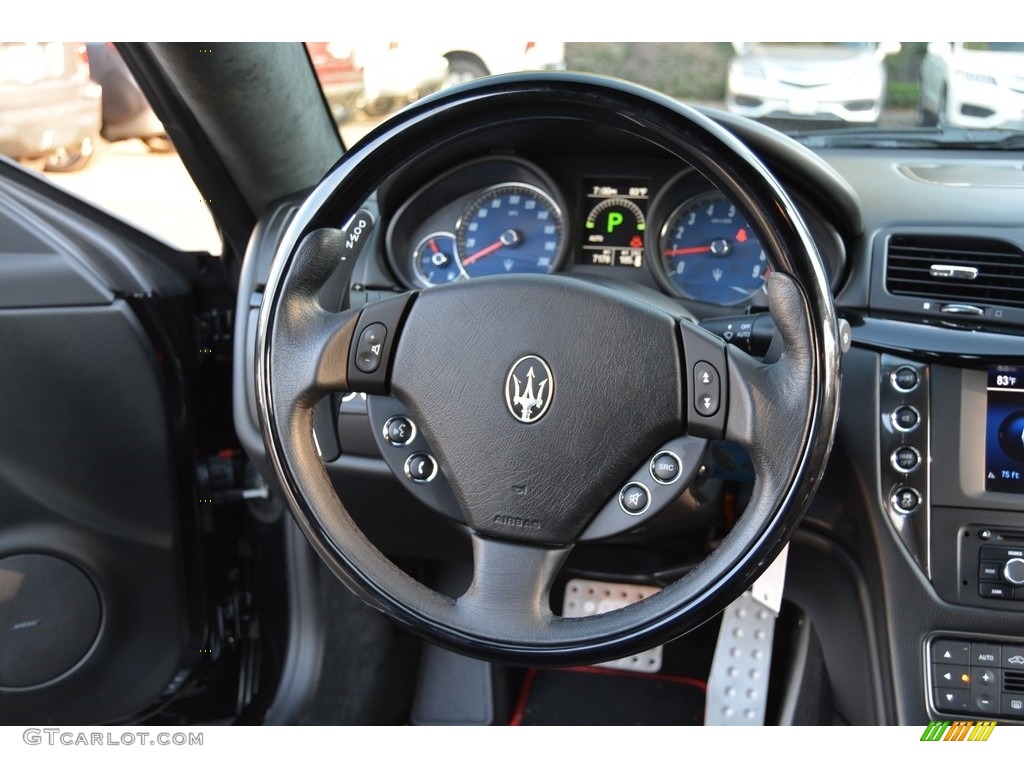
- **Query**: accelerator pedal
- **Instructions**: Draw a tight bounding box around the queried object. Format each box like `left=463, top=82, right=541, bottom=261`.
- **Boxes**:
left=704, top=545, right=788, bottom=725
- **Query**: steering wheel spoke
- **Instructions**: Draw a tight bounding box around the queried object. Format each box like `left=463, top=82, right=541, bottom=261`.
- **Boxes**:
left=456, top=534, right=571, bottom=630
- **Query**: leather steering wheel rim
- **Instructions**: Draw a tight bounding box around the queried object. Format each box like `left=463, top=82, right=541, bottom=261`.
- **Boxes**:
left=255, top=72, right=841, bottom=665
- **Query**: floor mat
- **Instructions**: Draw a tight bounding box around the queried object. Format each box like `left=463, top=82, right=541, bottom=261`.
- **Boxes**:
left=510, top=666, right=706, bottom=726
left=297, top=561, right=421, bottom=725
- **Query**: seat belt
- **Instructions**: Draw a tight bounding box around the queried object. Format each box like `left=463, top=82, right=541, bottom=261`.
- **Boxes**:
left=704, top=545, right=788, bottom=725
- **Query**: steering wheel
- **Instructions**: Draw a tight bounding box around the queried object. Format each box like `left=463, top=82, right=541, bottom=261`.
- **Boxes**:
left=255, top=73, right=840, bottom=665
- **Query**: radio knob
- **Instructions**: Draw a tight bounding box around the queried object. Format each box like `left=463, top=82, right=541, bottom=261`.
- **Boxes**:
left=1003, top=558, right=1024, bottom=586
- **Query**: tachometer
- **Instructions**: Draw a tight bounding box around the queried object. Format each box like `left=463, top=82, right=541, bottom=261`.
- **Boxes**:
left=659, top=192, right=768, bottom=305
left=456, top=184, right=563, bottom=278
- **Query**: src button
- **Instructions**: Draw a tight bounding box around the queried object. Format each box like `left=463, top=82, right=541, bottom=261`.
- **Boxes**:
left=650, top=451, right=682, bottom=484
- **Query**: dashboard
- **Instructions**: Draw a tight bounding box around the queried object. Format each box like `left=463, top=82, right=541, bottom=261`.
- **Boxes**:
left=382, top=153, right=846, bottom=310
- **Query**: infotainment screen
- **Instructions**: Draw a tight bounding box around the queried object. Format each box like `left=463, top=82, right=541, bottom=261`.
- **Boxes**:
left=986, top=365, right=1024, bottom=493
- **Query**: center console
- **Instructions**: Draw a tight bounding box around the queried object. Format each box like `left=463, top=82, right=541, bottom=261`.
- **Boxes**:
left=874, top=351, right=1024, bottom=720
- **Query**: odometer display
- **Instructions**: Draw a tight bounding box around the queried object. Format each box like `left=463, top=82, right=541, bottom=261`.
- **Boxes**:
left=582, top=180, right=649, bottom=268
left=660, top=193, right=768, bottom=305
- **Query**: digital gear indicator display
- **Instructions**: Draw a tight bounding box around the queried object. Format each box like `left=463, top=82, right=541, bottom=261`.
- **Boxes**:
left=986, top=365, right=1024, bottom=493
left=582, top=179, right=649, bottom=269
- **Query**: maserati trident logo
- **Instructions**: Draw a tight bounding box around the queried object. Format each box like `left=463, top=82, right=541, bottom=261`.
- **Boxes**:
left=505, top=355, right=553, bottom=423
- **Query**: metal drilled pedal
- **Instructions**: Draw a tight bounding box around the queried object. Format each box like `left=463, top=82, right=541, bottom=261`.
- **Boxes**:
left=703, top=592, right=777, bottom=725
left=562, top=578, right=663, bottom=673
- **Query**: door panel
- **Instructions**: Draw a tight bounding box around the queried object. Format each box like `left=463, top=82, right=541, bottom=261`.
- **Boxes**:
left=0, top=162, right=201, bottom=724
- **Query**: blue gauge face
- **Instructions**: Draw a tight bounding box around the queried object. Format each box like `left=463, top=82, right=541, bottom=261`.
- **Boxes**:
left=660, top=193, right=769, bottom=305
left=456, top=184, right=563, bottom=278
left=413, top=232, right=462, bottom=286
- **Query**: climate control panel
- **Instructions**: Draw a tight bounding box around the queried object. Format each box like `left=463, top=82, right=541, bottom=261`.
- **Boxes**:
left=929, top=636, right=1024, bottom=720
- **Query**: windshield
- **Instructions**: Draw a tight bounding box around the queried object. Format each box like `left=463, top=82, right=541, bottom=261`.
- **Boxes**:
left=311, top=41, right=1024, bottom=149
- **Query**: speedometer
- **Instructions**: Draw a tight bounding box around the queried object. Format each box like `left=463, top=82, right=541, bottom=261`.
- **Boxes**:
left=455, top=183, right=563, bottom=278
left=659, top=193, right=769, bottom=305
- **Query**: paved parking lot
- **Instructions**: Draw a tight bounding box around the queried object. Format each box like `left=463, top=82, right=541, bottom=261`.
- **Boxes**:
left=42, top=138, right=224, bottom=254
left=39, top=120, right=385, bottom=255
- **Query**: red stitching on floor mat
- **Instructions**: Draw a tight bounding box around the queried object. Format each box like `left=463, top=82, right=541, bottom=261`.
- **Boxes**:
left=508, top=665, right=706, bottom=725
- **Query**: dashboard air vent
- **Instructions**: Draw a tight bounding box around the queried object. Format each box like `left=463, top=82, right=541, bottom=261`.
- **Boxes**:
left=886, top=235, right=1024, bottom=309
left=1004, top=669, right=1024, bottom=694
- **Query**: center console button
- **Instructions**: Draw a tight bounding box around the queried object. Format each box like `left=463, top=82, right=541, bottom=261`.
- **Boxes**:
left=980, top=583, right=1011, bottom=599
left=932, top=664, right=970, bottom=689
left=890, top=486, right=920, bottom=514
left=971, top=643, right=1002, bottom=667
left=973, top=692, right=998, bottom=714
left=972, top=667, right=1000, bottom=690
left=933, top=639, right=970, bottom=666
left=891, top=405, right=920, bottom=433
left=935, top=688, right=969, bottom=711
left=979, top=562, right=1002, bottom=581
left=981, top=545, right=1024, bottom=561
left=890, top=446, right=921, bottom=473
left=1001, top=645, right=1024, bottom=669
left=1002, top=694, right=1024, bottom=717
left=891, top=366, right=919, bottom=392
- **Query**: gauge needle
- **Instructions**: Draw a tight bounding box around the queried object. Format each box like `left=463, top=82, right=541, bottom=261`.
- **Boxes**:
left=462, top=229, right=521, bottom=266
left=462, top=240, right=505, bottom=266
left=663, top=245, right=712, bottom=257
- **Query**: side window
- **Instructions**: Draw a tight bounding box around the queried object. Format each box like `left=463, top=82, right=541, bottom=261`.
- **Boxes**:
left=1, top=42, right=221, bottom=255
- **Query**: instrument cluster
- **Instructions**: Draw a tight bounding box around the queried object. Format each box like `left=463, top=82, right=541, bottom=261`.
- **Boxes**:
left=384, top=155, right=844, bottom=309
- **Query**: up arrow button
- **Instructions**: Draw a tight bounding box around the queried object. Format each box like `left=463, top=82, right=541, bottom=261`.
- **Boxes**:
left=931, top=639, right=970, bottom=666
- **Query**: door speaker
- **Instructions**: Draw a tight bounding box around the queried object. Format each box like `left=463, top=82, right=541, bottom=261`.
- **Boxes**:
left=0, top=554, right=101, bottom=688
